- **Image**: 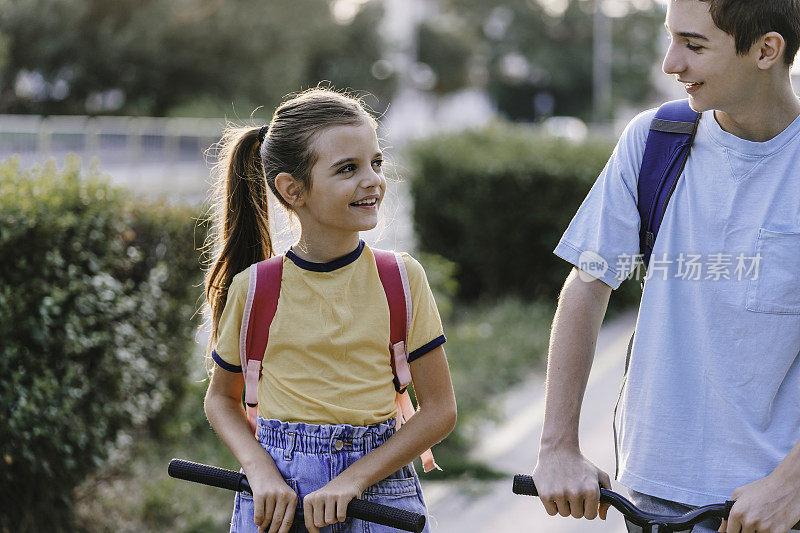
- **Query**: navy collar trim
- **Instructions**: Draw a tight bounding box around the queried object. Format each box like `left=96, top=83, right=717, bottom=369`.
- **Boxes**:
left=286, top=240, right=365, bottom=272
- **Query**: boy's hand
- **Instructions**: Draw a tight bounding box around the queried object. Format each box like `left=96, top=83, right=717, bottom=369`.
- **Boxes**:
left=248, top=473, right=298, bottom=533
left=303, top=475, right=365, bottom=533
left=720, top=469, right=800, bottom=533
left=532, top=447, right=612, bottom=521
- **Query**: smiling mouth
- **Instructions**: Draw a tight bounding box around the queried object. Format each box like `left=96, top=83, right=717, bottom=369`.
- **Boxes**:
left=684, top=82, right=703, bottom=89
left=350, top=198, right=378, bottom=207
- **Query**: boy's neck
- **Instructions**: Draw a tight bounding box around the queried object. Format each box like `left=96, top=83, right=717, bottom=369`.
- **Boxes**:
left=714, top=80, right=800, bottom=142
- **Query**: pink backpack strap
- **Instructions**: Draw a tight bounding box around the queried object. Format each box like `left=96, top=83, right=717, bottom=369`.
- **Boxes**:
left=238, top=255, right=283, bottom=432
left=374, top=249, right=440, bottom=472
left=374, top=249, right=413, bottom=391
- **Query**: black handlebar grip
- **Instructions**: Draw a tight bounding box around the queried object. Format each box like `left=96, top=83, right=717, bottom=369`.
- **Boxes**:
left=724, top=500, right=735, bottom=519
left=169, top=459, right=424, bottom=532
left=512, top=474, right=539, bottom=496
left=168, top=459, right=248, bottom=493
left=347, top=498, right=426, bottom=533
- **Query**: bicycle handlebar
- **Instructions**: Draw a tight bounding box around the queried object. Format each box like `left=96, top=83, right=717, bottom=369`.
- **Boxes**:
left=513, top=474, right=800, bottom=532
left=168, top=459, right=426, bottom=533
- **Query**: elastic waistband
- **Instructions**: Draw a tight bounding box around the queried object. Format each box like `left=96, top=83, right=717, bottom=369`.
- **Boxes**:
left=256, top=417, right=396, bottom=454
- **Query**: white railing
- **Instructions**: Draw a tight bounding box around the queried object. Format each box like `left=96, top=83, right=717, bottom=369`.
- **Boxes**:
left=0, top=114, right=226, bottom=203
left=0, top=114, right=223, bottom=162
left=0, top=114, right=415, bottom=249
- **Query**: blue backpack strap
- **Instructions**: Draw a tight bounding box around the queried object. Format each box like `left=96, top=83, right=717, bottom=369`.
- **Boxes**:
left=637, top=99, right=701, bottom=268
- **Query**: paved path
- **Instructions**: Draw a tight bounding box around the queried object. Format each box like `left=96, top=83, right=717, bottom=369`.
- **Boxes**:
left=422, top=310, right=638, bottom=533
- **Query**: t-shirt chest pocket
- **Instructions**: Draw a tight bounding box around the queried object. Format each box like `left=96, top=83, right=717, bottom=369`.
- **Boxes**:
left=746, top=228, right=800, bottom=314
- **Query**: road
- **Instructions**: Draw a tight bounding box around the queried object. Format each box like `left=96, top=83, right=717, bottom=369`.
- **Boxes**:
left=422, top=310, right=638, bottom=533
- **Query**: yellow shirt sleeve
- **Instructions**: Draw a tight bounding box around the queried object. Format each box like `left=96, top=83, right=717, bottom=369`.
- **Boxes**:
left=211, top=267, right=251, bottom=373
left=401, top=253, right=446, bottom=362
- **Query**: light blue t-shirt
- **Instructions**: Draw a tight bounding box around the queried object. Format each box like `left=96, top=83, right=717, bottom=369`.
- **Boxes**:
left=555, top=106, right=800, bottom=506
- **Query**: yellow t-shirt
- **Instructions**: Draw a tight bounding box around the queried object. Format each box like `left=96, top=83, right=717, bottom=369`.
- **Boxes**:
left=212, top=241, right=446, bottom=426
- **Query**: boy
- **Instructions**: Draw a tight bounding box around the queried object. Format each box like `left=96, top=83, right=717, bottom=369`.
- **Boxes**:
left=532, top=1, right=800, bottom=532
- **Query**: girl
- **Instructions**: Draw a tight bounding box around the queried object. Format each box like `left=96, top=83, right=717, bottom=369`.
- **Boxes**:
left=203, top=88, right=457, bottom=533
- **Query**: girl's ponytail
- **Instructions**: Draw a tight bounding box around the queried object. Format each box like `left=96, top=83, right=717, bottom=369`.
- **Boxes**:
left=204, top=126, right=273, bottom=344
left=202, top=87, right=379, bottom=348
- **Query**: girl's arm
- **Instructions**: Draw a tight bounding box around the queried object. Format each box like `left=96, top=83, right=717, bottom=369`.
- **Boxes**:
left=301, top=345, right=457, bottom=533
left=205, top=365, right=298, bottom=533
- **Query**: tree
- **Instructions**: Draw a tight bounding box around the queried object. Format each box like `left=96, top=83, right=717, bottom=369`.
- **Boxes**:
left=417, top=0, right=664, bottom=122
left=0, top=0, right=395, bottom=116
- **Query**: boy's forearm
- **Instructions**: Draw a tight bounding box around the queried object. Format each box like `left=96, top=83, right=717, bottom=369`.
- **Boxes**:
left=772, top=436, right=800, bottom=488
left=539, top=268, right=611, bottom=451
left=725, top=435, right=800, bottom=531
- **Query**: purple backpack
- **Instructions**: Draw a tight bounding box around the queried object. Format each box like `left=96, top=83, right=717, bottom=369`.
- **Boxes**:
left=637, top=98, right=701, bottom=268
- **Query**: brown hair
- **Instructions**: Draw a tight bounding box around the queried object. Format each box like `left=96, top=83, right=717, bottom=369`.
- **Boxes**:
left=202, top=88, right=377, bottom=346
left=699, top=0, right=800, bottom=67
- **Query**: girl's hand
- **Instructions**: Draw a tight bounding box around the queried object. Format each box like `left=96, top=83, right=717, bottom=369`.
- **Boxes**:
left=302, top=475, right=365, bottom=533
left=205, top=365, right=298, bottom=532
left=248, top=473, right=298, bottom=533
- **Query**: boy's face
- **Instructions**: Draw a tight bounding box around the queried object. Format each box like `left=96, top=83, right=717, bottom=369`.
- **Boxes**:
left=662, top=0, right=761, bottom=114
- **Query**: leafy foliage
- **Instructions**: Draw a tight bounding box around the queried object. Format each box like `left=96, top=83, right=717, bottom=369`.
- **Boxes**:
left=418, top=0, right=664, bottom=121
left=0, top=0, right=394, bottom=116
left=0, top=158, right=203, bottom=529
left=408, top=123, right=641, bottom=307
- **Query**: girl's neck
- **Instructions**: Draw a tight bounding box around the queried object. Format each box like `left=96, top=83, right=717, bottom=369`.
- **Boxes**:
left=291, top=233, right=362, bottom=263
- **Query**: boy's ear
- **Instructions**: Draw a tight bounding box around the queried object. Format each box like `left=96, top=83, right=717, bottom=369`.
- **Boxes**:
left=274, top=172, right=305, bottom=207
left=756, top=31, right=786, bottom=69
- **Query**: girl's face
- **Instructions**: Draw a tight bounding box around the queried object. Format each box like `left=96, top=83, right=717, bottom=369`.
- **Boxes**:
left=295, top=121, right=385, bottom=244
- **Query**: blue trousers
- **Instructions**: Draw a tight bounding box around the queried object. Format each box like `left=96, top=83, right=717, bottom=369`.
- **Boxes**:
left=230, top=417, right=430, bottom=533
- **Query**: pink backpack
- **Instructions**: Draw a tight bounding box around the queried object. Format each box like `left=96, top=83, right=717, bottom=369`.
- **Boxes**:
left=237, top=249, right=439, bottom=472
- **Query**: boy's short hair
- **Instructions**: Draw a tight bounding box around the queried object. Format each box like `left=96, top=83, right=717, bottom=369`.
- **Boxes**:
left=700, top=0, right=800, bottom=67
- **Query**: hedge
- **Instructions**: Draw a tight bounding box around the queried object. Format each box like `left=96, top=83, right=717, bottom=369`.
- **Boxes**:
left=408, top=123, right=641, bottom=306
left=0, top=158, right=204, bottom=530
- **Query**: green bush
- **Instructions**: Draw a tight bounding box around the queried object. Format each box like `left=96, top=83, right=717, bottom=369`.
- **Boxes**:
left=0, top=158, right=203, bottom=530
left=408, top=123, right=641, bottom=307
left=416, top=252, right=459, bottom=322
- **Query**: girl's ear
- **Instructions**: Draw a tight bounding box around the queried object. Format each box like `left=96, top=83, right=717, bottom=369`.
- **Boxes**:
left=274, top=172, right=305, bottom=207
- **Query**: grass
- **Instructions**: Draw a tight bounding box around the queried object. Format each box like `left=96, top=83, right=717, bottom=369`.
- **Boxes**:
left=72, top=296, right=555, bottom=530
